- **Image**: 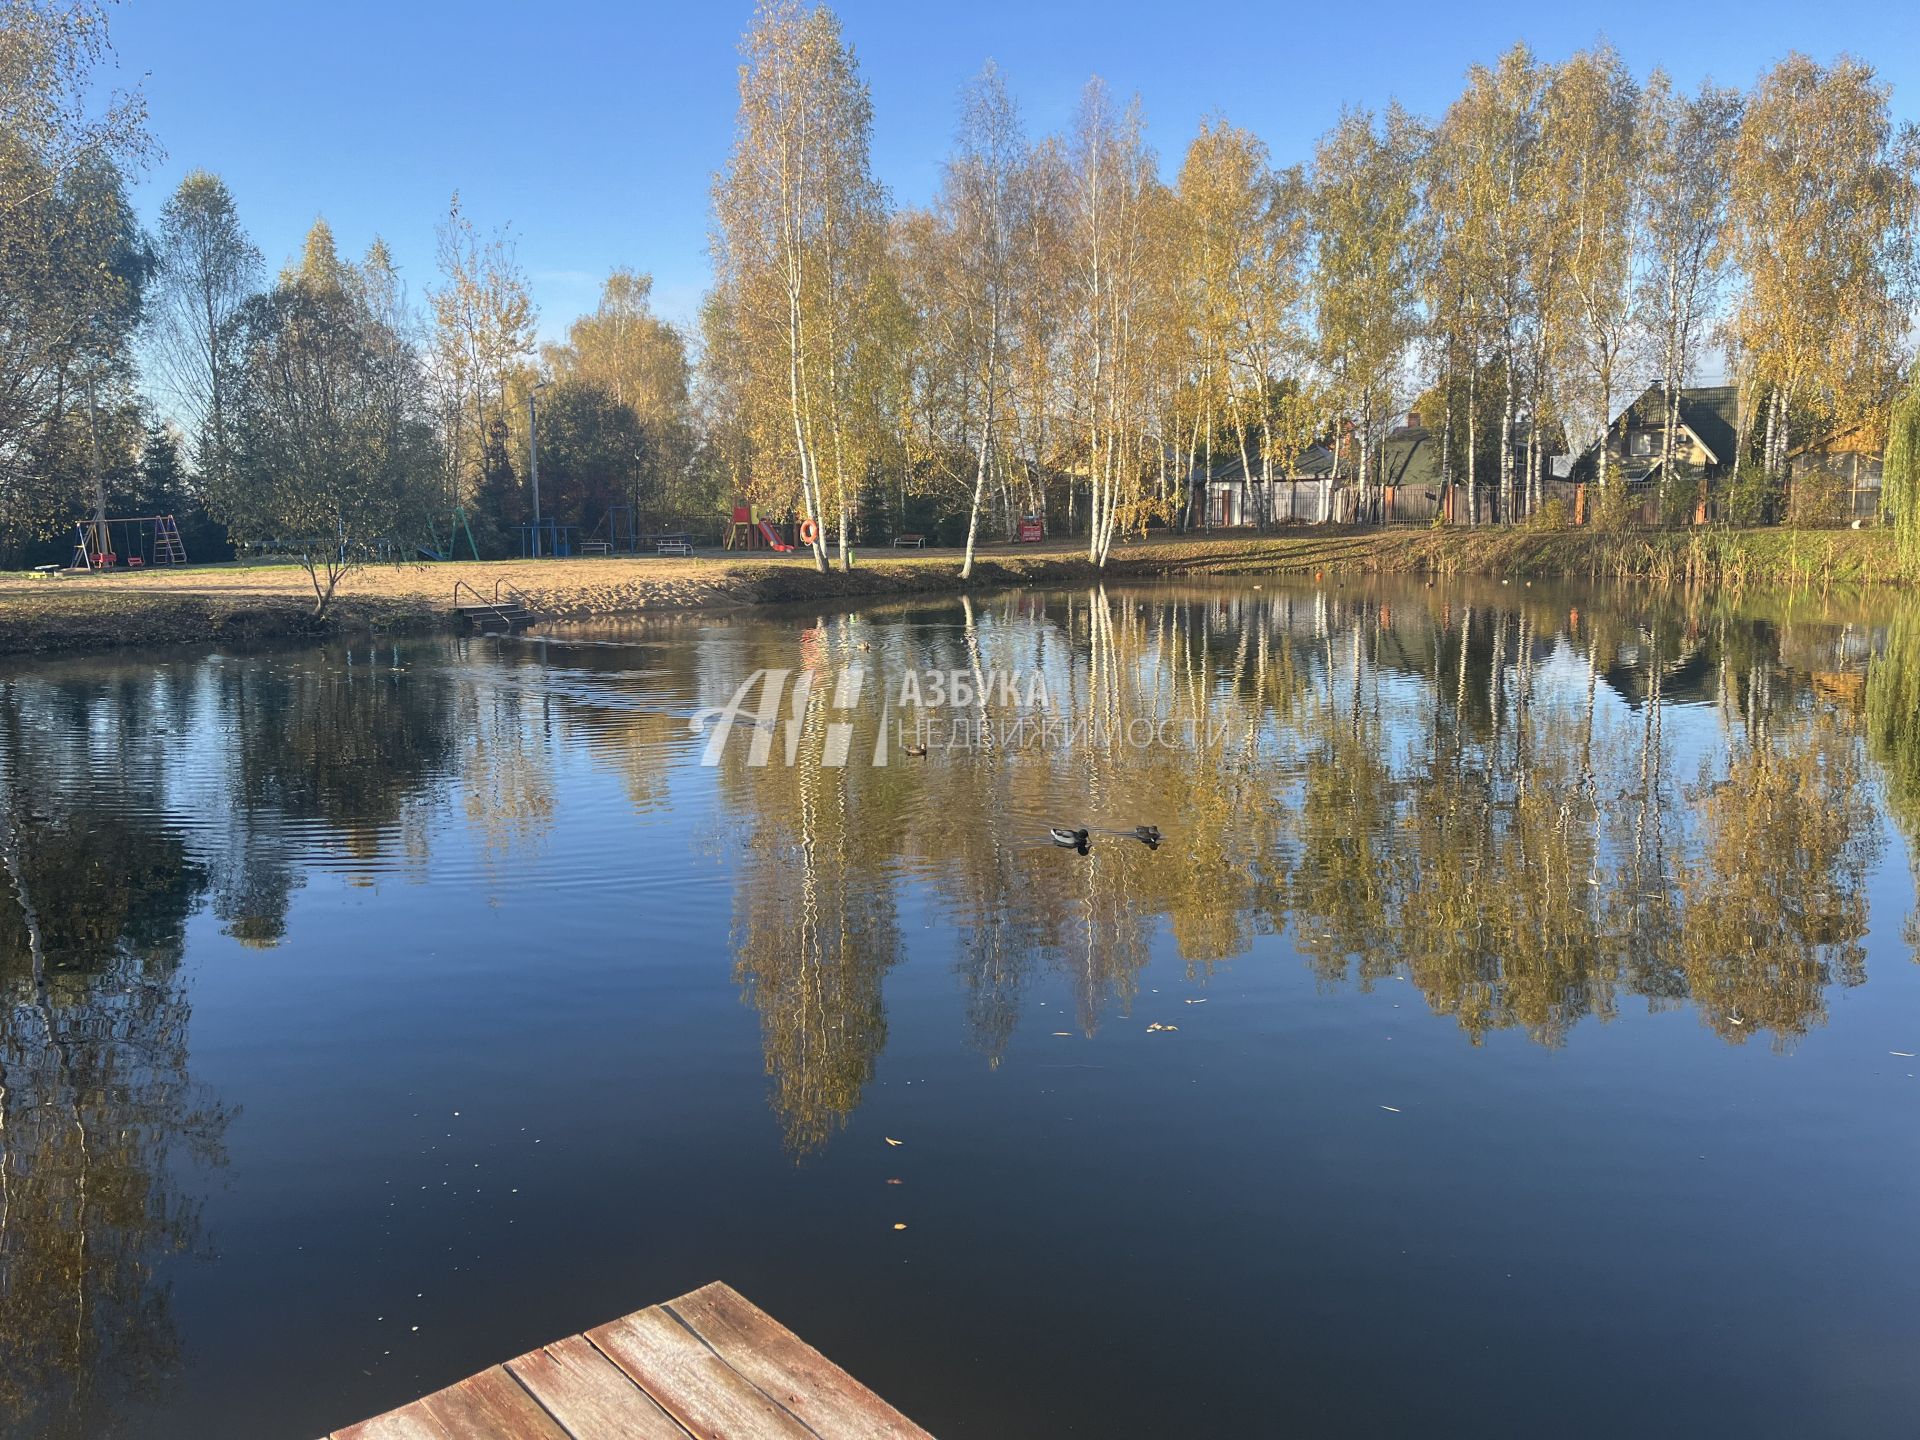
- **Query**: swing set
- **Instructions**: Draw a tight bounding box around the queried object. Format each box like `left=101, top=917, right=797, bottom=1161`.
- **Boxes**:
left=69, top=515, right=189, bottom=572
left=418, top=506, right=481, bottom=562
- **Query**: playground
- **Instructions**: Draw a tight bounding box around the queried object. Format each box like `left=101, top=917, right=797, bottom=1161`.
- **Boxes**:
left=65, top=513, right=193, bottom=572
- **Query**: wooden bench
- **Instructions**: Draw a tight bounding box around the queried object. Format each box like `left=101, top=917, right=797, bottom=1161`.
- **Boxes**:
left=654, top=538, right=694, bottom=557
left=580, top=539, right=613, bottom=556
left=892, top=533, right=926, bottom=548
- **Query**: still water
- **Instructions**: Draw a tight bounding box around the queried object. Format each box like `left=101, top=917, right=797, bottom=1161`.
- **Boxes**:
left=3, top=578, right=1920, bottom=1438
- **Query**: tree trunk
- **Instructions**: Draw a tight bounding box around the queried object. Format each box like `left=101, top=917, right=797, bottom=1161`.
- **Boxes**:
left=1439, top=344, right=1455, bottom=523
left=85, top=372, right=106, bottom=535
left=1499, top=342, right=1516, bottom=525
left=784, top=278, right=829, bottom=574
left=964, top=301, right=1004, bottom=577
left=1466, top=361, right=1479, bottom=529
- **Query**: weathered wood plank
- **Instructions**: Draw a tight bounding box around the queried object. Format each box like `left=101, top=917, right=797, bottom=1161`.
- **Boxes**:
left=665, top=1284, right=931, bottom=1440
left=415, top=1366, right=571, bottom=1440
left=505, top=1334, right=691, bottom=1440
left=331, top=1400, right=453, bottom=1439
left=328, top=1284, right=932, bottom=1440
left=588, top=1305, right=817, bottom=1440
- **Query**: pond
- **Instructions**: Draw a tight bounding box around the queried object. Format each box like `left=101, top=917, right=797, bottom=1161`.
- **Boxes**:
left=3, top=577, right=1920, bottom=1438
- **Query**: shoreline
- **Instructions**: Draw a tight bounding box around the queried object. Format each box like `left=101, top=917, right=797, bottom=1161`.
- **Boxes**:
left=0, top=526, right=1902, bottom=657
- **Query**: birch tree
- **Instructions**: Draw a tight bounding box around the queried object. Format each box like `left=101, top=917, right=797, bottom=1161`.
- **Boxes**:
left=1637, top=72, right=1741, bottom=486
left=1427, top=48, right=1545, bottom=522
left=1544, top=46, right=1641, bottom=494
left=428, top=193, right=535, bottom=509
left=148, top=170, right=260, bottom=480
left=1178, top=120, right=1302, bottom=529
left=1726, top=55, right=1920, bottom=480
left=1422, top=143, right=1490, bottom=525
left=945, top=63, right=1024, bottom=577
left=711, top=0, right=887, bottom=573
left=1310, top=104, right=1423, bottom=523
left=1004, top=136, right=1072, bottom=536
left=1066, top=79, right=1164, bottom=566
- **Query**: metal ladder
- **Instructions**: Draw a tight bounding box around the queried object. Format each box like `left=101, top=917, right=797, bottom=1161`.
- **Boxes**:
left=153, top=515, right=187, bottom=565
left=453, top=579, right=539, bottom=632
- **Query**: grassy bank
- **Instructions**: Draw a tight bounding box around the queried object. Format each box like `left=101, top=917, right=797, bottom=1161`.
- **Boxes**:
left=0, top=525, right=1903, bottom=656
left=1130, top=524, right=1906, bottom=586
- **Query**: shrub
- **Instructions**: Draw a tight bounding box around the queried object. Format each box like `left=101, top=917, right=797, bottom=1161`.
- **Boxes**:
left=1786, top=465, right=1852, bottom=527
left=1532, top=496, right=1569, bottom=529
left=1723, top=461, right=1779, bottom=527
left=1658, top=464, right=1704, bottom=529
left=1590, top=482, right=1635, bottom=533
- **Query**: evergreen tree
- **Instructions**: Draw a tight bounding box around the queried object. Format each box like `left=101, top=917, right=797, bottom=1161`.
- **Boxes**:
left=471, top=417, right=522, bottom=556
left=530, top=379, right=648, bottom=534
left=135, top=423, right=186, bottom=515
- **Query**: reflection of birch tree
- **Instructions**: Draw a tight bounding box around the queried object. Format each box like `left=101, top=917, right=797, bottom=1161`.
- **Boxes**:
left=691, top=583, right=1898, bottom=1144
left=1674, top=717, right=1876, bottom=1046
left=723, top=641, right=903, bottom=1156
left=0, top=685, right=231, bottom=1440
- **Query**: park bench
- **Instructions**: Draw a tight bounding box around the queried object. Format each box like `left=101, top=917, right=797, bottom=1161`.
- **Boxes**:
left=655, top=537, right=694, bottom=557
left=892, top=533, right=926, bottom=548
left=580, top=539, right=612, bottom=556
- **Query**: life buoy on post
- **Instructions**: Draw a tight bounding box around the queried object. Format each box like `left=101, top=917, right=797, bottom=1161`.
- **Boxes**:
left=798, top=518, right=820, bottom=545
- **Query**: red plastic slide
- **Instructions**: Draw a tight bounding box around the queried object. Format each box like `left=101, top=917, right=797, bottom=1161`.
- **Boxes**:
left=757, top=521, right=793, bottom=552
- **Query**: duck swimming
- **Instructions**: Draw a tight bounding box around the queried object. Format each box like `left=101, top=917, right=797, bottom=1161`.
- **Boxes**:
left=1049, top=826, right=1090, bottom=852
left=903, top=742, right=928, bottom=758
left=1132, top=825, right=1162, bottom=847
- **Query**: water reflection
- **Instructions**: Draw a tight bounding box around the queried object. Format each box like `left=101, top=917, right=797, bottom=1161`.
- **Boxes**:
left=1868, top=605, right=1920, bottom=941
left=697, top=583, right=1904, bottom=1147
left=0, top=580, right=1914, bottom=1426
left=0, top=681, right=232, bottom=1439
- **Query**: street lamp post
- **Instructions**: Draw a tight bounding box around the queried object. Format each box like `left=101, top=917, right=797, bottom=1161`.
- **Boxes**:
left=528, top=381, right=547, bottom=557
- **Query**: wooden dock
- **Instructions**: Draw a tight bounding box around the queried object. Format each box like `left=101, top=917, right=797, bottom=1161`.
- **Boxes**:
left=326, top=1282, right=933, bottom=1439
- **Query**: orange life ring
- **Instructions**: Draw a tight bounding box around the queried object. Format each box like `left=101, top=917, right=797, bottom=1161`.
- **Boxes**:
left=798, top=518, right=819, bottom=545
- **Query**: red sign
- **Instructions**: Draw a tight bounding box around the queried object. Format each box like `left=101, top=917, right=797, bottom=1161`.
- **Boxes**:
left=1017, top=519, right=1044, bottom=543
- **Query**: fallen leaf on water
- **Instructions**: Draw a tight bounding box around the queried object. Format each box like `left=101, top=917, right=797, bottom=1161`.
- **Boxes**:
left=884, top=1137, right=903, bottom=1147
left=1892, top=1050, right=1916, bottom=1057
left=886, top=1178, right=903, bottom=1185
left=1052, top=1031, right=1072, bottom=1036
left=1185, top=998, right=1207, bottom=1005
left=1380, top=1105, right=1402, bottom=1114
left=892, top=1223, right=908, bottom=1231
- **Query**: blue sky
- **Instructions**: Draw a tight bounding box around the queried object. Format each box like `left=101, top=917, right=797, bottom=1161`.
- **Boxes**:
left=112, top=1, right=1920, bottom=343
